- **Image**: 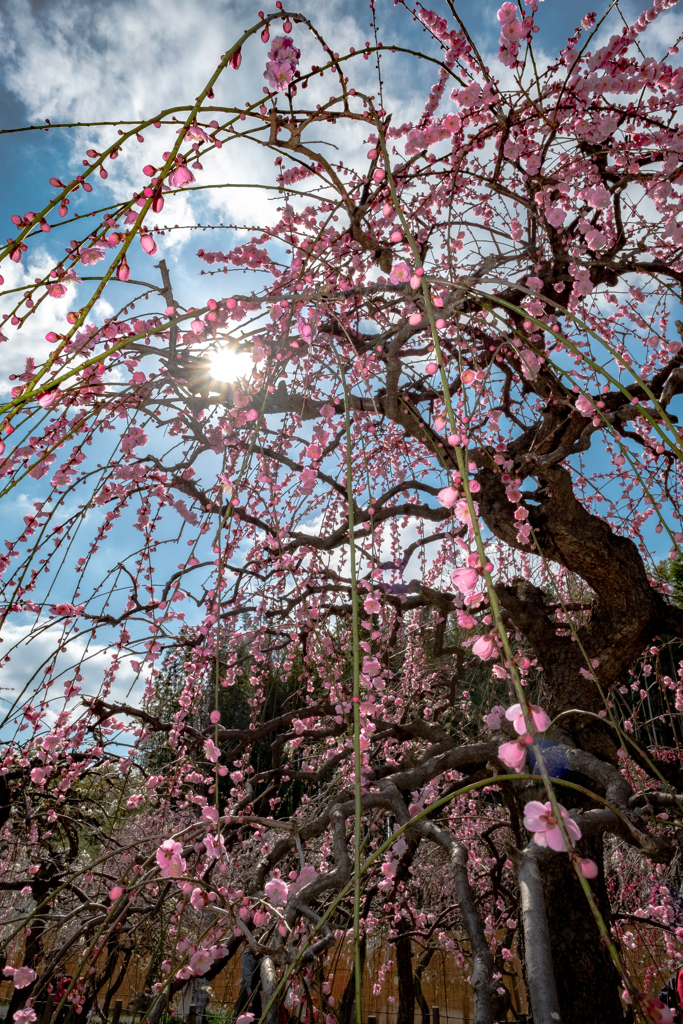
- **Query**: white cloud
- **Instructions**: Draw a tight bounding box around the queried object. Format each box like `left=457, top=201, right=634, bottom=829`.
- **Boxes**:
left=0, top=0, right=454, bottom=236
left=0, top=248, right=79, bottom=394
left=0, top=616, right=141, bottom=732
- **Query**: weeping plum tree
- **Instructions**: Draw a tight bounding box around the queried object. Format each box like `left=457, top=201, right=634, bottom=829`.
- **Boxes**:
left=2, top=2, right=683, bottom=1023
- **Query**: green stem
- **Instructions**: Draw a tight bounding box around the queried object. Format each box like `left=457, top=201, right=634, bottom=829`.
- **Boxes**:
left=340, top=359, right=363, bottom=1024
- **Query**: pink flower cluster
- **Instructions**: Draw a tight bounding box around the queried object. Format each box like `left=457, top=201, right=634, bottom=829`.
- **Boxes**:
left=497, top=702, right=550, bottom=772
left=404, top=114, right=462, bottom=157
left=264, top=35, right=301, bottom=93
left=497, top=3, right=533, bottom=67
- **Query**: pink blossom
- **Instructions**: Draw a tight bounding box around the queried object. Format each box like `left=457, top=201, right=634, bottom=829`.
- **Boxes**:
left=390, top=262, right=411, bottom=285
left=437, top=486, right=459, bottom=508
left=451, top=566, right=478, bottom=594
left=264, top=61, right=295, bottom=92
left=523, top=801, right=582, bottom=851
left=140, top=234, right=158, bottom=256
left=505, top=703, right=551, bottom=735
left=189, top=950, right=214, bottom=976
left=642, top=998, right=674, bottom=1024
left=545, top=207, right=565, bottom=228
left=584, top=228, right=606, bottom=251
left=109, top=886, right=124, bottom=900
left=455, top=83, right=481, bottom=108
left=156, top=839, right=186, bottom=878
left=169, top=163, right=195, bottom=188
left=210, top=710, right=221, bottom=724
left=203, top=832, right=225, bottom=860
left=299, top=467, right=317, bottom=493
left=190, top=887, right=207, bottom=910
left=577, top=858, right=598, bottom=879
left=37, top=390, right=58, bottom=409
left=472, top=636, right=495, bottom=660
left=519, top=349, right=541, bottom=380
left=497, top=2, right=527, bottom=66
left=583, top=184, right=610, bottom=209
left=13, top=1011, right=37, bottom=1024
left=116, top=257, right=130, bottom=282
left=497, top=2, right=519, bottom=23
left=484, top=705, right=506, bottom=730
left=265, top=877, right=289, bottom=906
left=454, top=498, right=477, bottom=525
left=203, top=738, right=221, bottom=762
left=269, top=36, right=300, bottom=63
left=49, top=603, right=83, bottom=618
left=362, top=657, right=381, bottom=677
left=364, top=595, right=381, bottom=614
left=79, top=246, right=106, bottom=265
left=289, top=864, right=318, bottom=892
left=456, top=609, right=476, bottom=629
left=498, top=736, right=532, bottom=772
left=4, top=967, right=37, bottom=989
left=185, top=123, right=210, bottom=144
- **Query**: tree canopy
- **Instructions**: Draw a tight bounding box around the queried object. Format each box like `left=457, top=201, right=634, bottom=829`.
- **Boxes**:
left=2, top=3, right=683, bottom=1023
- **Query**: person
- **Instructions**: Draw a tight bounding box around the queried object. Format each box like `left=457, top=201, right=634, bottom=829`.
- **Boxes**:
left=235, top=947, right=262, bottom=1023
left=659, top=966, right=683, bottom=1023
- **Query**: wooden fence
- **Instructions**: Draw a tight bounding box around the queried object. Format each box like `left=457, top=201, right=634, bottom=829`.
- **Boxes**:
left=24, top=998, right=531, bottom=1024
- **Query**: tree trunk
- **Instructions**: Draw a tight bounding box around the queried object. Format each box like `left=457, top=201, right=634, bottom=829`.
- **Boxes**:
left=541, top=838, right=623, bottom=1024
left=414, top=947, right=435, bottom=1024
left=396, top=921, right=415, bottom=1024
left=518, top=850, right=561, bottom=1024
left=338, top=936, right=367, bottom=1024
left=260, top=956, right=280, bottom=1024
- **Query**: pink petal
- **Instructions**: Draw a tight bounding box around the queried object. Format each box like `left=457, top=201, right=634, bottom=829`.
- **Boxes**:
left=472, top=636, right=495, bottom=660
left=116, top=258, right=130, bottom=282
left=498, top=741, right=526, bottom=772
left=451, top=567, right=478, bottom=594
left=532, top=706, right=551, bottom=732
left=544, top=827, right=568, bottom=852
left=577, top=858, right=598, bottom=879
left=437, top=486, right=459, bottom=509
left=140, top=234, right=158, bottom=255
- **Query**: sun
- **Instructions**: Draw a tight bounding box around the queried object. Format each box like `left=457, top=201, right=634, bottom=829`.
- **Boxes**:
left=209, top=346, right=254, bottom=383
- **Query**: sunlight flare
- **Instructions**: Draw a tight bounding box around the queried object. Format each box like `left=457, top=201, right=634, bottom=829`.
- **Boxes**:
left=209, top=346, right=253, bottom=382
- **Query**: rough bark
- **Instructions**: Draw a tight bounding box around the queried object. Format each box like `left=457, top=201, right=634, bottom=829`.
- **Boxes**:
left=539, top=838, right=623, bottom=1024
left=260, top=956, right=280, bottom=1024
left=396, top=919, right=416, bottom=1024
left=517, top=849, right=562, bottom=1024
